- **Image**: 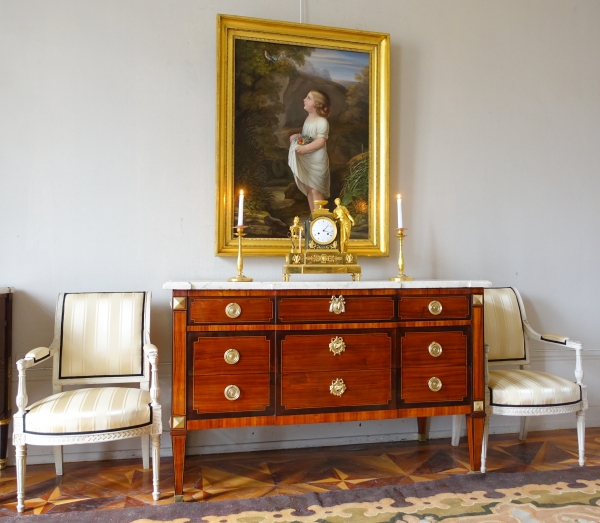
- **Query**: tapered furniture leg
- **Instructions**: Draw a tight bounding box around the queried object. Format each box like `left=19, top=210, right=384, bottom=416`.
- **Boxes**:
left=481, top=415, right=489, bottom=473
left=466, top=413, right=484, bottom=472
left=451, top=415, right=462, bottom=446
left=417, top=417, right=427, bottom=442
left=141, top=434, right=150, bottom=469
left=151, top=434, right=161, bottom=500
left=518, top=416, right=529, bottom=440
left=16, top=444, right=26, bottom=513
left=53, top=445, right=63, bottom=475
left=172, top=432, right=187, bottom=501
left=576, top=409, right=585, bottom=466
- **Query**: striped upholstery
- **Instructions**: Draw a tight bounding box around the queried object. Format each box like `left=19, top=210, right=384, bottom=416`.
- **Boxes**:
left=60, top=293, right=145, bottom=378
left=24, top=387, right=152, bottom=434
left=489, top=369, right=581, bottom=407
left=484, top=288, right=526, bottom=362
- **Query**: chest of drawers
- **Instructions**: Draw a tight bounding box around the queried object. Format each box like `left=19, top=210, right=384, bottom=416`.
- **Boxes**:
left=166, top=280, right=489, bottom=500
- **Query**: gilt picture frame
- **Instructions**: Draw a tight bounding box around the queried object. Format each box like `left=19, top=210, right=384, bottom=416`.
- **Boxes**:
left=216, top=14, right=390, bottom=257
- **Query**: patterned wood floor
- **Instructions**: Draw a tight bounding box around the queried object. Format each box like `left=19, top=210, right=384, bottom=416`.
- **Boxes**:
left=1, top=427, right=598, bottom=517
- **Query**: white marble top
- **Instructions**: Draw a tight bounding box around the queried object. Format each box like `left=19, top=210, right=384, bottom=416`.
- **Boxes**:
left=0, top=287, right=12, bottom=294
left=163, top=280, right=492, bottom=290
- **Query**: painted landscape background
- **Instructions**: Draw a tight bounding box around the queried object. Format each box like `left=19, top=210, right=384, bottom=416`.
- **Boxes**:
left=234, top=39, right=370, bottom=239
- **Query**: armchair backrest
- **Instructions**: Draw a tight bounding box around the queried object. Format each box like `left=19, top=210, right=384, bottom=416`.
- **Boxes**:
left=52, top=292, right=150, bottom=387
left=484, top=287, right=529, bottom=366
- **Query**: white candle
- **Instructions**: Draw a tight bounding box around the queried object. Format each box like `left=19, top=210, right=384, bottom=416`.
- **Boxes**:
left=237, top=190, right=244, bottom=226
left=397, top=194, right=403, bottom=229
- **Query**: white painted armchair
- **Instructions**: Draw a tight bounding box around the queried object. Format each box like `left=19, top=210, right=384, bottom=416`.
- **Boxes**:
left=479, top=287, right=586, bottom=472
left=13, top=292, right=162, bottom=512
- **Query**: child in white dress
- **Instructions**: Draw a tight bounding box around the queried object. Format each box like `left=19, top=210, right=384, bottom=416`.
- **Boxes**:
left=288, top=90, right=331, bottom=212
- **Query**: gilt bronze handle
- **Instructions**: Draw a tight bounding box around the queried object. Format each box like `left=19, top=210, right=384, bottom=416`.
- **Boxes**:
left=428, top=377, right=442, bottom=392
left=224, top=348, right=240, bottom=364
left=225, top=302, right=242, bottom=319
left=224, top=385, right=241, bottom=401
left=329, top=336, right=346, bottom=356
left=330, top=378, right=347, bottom=397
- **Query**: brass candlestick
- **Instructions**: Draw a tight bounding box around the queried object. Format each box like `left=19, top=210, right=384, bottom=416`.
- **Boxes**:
left=228, top=226, right=253, bottom=282
left=390, top=228, right=413, bottom=282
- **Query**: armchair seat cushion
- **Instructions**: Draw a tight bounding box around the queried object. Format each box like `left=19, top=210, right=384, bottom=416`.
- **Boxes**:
left=24, top=387, right=152, bottom=435
left=489, top=369, right=581, bottom=407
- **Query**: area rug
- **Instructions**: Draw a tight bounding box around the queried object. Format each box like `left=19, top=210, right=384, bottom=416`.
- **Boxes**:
left=3, top=466, right=600, bottom=522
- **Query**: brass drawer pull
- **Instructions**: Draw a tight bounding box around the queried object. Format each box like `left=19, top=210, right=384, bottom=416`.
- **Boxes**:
left=428, top=300, right=442, bottom=315
left=224, top=348, right=240, bottom=364
left=329, top=295, right=345, bottom=315
left=225, top=302, right=242, bottom=318
left=330, top=378, right=346, bottom=397
left=329, top=336, right=346, bottom=356
left=428, top=377, right=442, bottom=392
left=428, top=342, right=442, bottom=357
left=224, top=384, right=241, bottom=401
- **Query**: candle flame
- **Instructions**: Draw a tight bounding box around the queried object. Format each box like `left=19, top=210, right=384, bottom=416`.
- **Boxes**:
left=240, top=189, right=244, bottom=195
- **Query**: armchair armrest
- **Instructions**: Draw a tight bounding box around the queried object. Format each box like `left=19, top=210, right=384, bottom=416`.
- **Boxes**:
left=24, top=346, right=52, bottom=363
left=523, top=320, right=582, bottom=350
left=143, top=344, right=160, bottom=406
left=523, top=319, right=584, bottom=384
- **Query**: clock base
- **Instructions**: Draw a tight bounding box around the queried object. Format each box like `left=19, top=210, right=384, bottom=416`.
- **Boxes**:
left=282, top=251, right=361, bottom=281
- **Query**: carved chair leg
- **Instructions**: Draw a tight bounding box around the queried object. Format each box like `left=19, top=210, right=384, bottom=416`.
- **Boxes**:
left=518, top=416, right=529, bottom=441
left=54, top=445, right=63, bottom=475
left=481, top=416, right=489, bottom=474
left=451, top=415, right=462, bottom=446
left=151, top=434, right=161, bottom=501
left=141, top=434, right=150, bottom=469
left=576, top=409, right=585, bottom=466
left=16, top=444, right=26, bottom=513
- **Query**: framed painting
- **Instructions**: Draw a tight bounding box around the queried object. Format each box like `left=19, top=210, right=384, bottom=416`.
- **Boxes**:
left=216, top=14, right=390, bottom=257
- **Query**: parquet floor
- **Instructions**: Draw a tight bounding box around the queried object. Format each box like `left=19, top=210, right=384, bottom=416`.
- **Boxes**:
left=1, top=427, right=598, bottom=517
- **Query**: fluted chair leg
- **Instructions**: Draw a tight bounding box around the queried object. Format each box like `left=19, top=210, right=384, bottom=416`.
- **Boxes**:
left=151, top=434, right=160, bottom=500
left=451, top=415, right=462, bottom=446
left=53, top=445, right=63, bottom=475
left=141, top=434, right=150, bottom=469
left=16, top=444, right=26, bottom=513
left=518, top=416, right=529, bottom=440
left=481, top=416, right=489, bottom=474
left=576, top=409, right=585, bottom=466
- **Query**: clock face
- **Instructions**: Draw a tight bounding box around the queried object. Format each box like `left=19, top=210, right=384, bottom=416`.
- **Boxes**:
left=310, top=217, right=337, bottom=245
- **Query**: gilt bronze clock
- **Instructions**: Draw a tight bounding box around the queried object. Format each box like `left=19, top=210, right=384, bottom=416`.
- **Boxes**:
left=283, top=200, right=361, bottom=281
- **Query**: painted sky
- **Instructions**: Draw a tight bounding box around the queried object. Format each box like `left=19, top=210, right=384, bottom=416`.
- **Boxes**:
left=299, top=48, right=369, bottom=84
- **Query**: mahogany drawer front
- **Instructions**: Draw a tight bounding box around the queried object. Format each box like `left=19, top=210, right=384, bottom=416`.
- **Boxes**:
left=281, top=369, right=392, bottom=409
left=193, top=335, right=271, bottom=375
left=278, top=296, right=394, bottom=323
left=189, top=298, right=274, bottom=324
left=398, top=296, right=469, bottom=320
left=401, top=331, right=467, bottom=367
left=401, top=366, right=468, bottom=403
left=193, top=373, right=271, bottom=414
left=281, top=332, right=392, bottom=371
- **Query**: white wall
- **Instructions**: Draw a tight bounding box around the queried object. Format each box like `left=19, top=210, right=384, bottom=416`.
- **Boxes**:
left=1, top=0, right=599, bottom=464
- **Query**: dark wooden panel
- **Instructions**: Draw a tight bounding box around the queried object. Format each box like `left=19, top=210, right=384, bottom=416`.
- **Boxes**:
left=398, top=296, right=470, bottom=320
left=189, top=298, right=274, bottom=324
left=401, top=330, right=467, bottom=367
left=193, top=373, right=271, bottom=414
left=281, top=332, right=392, bottom=371
left=193, top=335, right=271, bottom=375
left=281, top=369, right=392, bottom=409
left=401, top=366, right=468, bottom=403
left=278, top=296, right=395, bottom=323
